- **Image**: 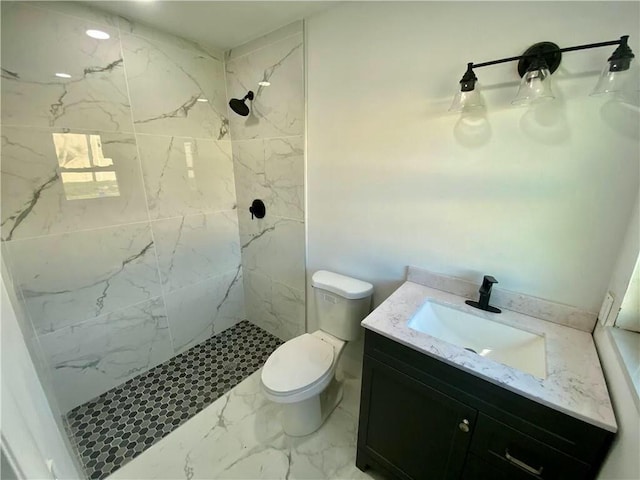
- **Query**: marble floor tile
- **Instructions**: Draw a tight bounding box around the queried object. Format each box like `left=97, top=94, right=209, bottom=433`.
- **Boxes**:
left=1, top=127, right=148, bottom=241
left=164, top=269, right=245, bottom=354
left=233, top=136, right=304, bottom=221
left=39, top=297, right=173, bottom=412
left=108, top=369, right=379, bottom=480
left=226, top=33, right=304, bottom=141
left=152, top=211, right=241, bottom=293
left=68, top=321, right=281, bottom=480
left=240, top=215, right=306, bottom=292
left=6, top=223, right=162, bottom=334
left=137, top=135, right=236, bottom=219
left=1, top=3, right=132, bottom=132
left=121, top=33, right=228, bottom=139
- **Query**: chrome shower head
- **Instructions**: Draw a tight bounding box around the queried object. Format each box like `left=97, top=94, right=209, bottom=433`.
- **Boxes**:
left=229, top=91, right=254, bottom=116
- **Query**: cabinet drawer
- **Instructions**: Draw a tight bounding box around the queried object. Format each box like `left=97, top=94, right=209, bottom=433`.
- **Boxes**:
left=462, top=454, right=511, bottom=480
left=470, top=414, right=592, bottom=480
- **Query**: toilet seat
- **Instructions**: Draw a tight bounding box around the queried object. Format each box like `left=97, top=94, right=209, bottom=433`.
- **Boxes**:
left=261, top=334, right=335, bottom=401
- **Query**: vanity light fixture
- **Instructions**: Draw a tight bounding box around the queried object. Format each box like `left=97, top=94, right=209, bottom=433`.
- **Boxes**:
left=85, top=29, right=110, bottom=40
left=449, top=63, right=484, bottom=112
left=55, top=72, right=72, bottom=79
left=258, top=81, right=271, bottom=87
left=196, top=97, right=208, bottom=102
left=450, top=35, right=635, bottom=111
left=591, top=35, right=637, bottom=95
left=511, top=55, right=555, bottom=106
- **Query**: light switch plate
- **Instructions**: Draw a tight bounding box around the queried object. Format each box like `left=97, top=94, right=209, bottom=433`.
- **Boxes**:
left=598, top=291, right=615, bottom=326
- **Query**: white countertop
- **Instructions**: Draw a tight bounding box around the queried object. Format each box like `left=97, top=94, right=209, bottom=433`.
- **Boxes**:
left=361, top=281, right=618, bottom=433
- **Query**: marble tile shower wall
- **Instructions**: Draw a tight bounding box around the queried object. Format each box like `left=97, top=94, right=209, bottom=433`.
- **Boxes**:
left=225, top=23, right=306, bottom=342
left=0, top=1, right=245, bottom=412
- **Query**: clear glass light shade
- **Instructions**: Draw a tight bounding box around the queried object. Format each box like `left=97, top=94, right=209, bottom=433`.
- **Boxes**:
left=512, top=67, right=554, bottom=106
left=590, top=62, right=635, bottom=96
left=449, top=87, right=485, bottom=112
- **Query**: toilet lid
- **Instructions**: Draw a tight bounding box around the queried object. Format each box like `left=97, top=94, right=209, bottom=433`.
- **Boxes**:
left=262, top=334, right=334, bottom=394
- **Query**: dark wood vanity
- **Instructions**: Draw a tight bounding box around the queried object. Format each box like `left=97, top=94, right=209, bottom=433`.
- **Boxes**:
left=356, top=330, right=615, bottom=480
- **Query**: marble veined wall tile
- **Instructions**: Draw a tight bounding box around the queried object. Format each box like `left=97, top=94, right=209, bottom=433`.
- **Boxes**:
left=152, top=211, right=241, bottom=293
left=26, top=1, right=119, bottom=29
left=244, top=270, right=278, bottom=337
left=117, top=18, right=223, bottom=62
left=240, top=215, right=305, bottom=292
left=227, top=25, right=306, bottom=339
left=39, top=297, right=173, bottom=412
left=244, top=271, right=304, bottom=341
left=137, top=135, right=236, bottom=219
left=0, top=3, right=132, bottom=132
left=271, top=280, right=305, bottom=339
left=7, top=223, right=162, bottom=334
left=226, top=33, right=304, bottom=140
left=121, top=33, right=228, bottom=139
left=225, top=22, right=302, bottom=62
left=265, top=137, right=304, bottom=219
left=233, top=136, right=304, bottom=221
left=231, top=140, right=265, bottom=214
left=164, top=268, right=245, bottom=354
left=1, top=127, right=148, bottom=241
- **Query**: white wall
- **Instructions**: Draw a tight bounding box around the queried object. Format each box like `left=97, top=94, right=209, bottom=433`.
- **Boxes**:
left=612, top=190, right=639, bottom=332
left=594, top=190, right=639, bottom=479
left=0, top=257, right=84, bottom=475
left=617, top=259, right=639, bottom=331
left=604, top=192, right=639, bottom=330
left=1, top=273, right=82, bottom=479
left=594, top=325, right=640, bottom=479
left=306, top=2, right=640, bottom=327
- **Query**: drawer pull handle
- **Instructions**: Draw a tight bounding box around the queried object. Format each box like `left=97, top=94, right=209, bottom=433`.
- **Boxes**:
left=505, top=450, right=544, bottom=476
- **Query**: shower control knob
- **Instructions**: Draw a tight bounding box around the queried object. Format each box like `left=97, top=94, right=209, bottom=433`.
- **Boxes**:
left=458, top=419, right=470, bottom=433
left=249, top=199, right=266, bottom=219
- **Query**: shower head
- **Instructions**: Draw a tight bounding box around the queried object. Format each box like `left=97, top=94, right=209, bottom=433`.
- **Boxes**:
left=229, top=91, right=254, bottom=116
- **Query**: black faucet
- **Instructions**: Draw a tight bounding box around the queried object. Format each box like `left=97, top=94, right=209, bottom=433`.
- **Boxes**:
left=465, top=275, right=501, bottom=313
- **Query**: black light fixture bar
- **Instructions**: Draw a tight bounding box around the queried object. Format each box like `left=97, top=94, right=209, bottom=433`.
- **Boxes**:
left=450, top=35, right=635, bottom=112
left=470, top=37, right=626, bottom=69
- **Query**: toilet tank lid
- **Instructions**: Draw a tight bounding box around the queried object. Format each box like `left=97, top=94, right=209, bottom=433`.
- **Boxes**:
left=311, top=270, right=373, bottom=299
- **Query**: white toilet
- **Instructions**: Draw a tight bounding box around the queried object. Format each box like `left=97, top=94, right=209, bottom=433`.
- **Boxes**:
left=260, top=270, right=374, bottom=436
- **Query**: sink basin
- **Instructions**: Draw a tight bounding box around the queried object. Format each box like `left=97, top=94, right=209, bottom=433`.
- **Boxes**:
left=408, top=299, right=546, bottom=379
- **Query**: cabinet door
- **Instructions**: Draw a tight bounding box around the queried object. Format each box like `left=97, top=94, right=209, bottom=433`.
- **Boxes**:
left=358, top=355, right=477, bottom=480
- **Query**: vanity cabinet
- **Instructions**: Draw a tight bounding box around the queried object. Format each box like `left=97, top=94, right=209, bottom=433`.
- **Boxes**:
left=356, top=330, right=614, bottom=480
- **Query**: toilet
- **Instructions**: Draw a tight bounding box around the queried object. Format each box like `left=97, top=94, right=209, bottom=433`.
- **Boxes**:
left=260, top=270, right=374, bottom=436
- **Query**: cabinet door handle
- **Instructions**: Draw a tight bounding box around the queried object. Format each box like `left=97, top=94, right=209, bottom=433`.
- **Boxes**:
left=505, top=449, right=544, bottom=476
left=458, top=419, right=470, bottom=433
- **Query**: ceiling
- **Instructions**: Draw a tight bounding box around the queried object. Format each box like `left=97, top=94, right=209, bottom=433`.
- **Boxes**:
left=88, top=1, right=336, bottom=51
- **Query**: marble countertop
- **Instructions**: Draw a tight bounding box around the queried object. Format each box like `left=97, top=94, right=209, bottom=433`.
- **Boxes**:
left=361, top=281, right=617, bottom=432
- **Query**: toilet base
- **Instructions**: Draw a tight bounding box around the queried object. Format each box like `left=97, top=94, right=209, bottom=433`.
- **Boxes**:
left=281, top=377, right=344, bottom=437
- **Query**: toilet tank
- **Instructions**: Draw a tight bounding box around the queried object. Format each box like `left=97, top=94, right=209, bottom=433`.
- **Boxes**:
left=311, top=270, right=374, bottom=341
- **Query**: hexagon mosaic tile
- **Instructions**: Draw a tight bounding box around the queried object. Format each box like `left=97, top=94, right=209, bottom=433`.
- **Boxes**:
left=66, top=320, right=281, bottom=479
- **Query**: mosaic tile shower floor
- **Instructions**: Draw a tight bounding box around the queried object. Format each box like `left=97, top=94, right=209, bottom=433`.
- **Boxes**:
left=66, top=321, right=281, bottom=480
